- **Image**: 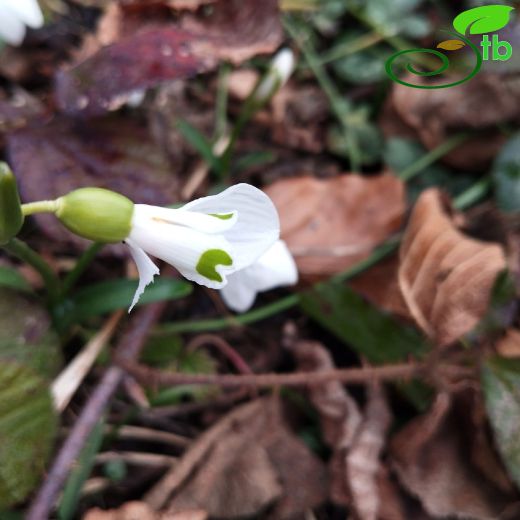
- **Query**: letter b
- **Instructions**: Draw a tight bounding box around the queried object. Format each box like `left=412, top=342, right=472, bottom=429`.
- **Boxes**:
left=492, top=34, right=512, bottom=61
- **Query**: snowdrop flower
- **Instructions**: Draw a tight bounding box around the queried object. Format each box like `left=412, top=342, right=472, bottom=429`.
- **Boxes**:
left=221, top=240, right=298, bottom=313
left=254, top=48, right=295, bottom=103
left=0, top=0, right=43, bottom=46
left=54, top=183, right=279, bottom=311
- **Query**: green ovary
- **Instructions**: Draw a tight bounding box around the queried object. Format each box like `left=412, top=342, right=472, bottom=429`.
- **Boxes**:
left=196, top=249, right=233, bottom=282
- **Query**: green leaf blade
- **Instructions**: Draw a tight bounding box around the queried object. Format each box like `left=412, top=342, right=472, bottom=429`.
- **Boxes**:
left=0, top=362, right=58, bottom=508
left=70, top=277, right=193, bottom=320
left=300, top=283, right=428, bottom=364
left=482, top=357, right=520, bottom=488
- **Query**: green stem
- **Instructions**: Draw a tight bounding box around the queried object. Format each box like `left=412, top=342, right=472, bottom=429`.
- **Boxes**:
left=22, top=200, right=59, bottom=216
left=283, top=15, right=361, bottom=171
left=3, top=238, right=61, bottom=303
left=318, top=31, right=384, bottom=65
left=62, top=242, right=103, bottom=296
left=454, top=177, right=491, bottom=210
left=398, top=133, right=470, bottom=181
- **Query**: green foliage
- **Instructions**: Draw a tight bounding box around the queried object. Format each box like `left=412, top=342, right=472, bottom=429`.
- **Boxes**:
left=176, top=118, right=222, bottom=173
left=384, top=137, right=474, bottom=201
left=482, top=357, right=520, bottom=488
left=0, top=362, right=57, bottom=508
left=300, top=283, right=428, bottom=363
left=492, top=133, right=520, bottom=213
left=0, top=266, right=31, bottom=293
left=465, top=271, right=517, bottom=344
left=453, top=5, right=514, bottom=35
left=0, top=288, right=61, bottom=378
left=362, top=0, right=431, bottom=38
left=67, top=277, right=192, bottom=321
left=144, top=336, right=217, bottom=406
left=58, top=420, right=104, bottom=520
left=0, top=163, right=23, bottom=245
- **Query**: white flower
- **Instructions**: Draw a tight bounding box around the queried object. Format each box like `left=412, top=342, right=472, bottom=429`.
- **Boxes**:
left=220, top=240, right=298, bottom=313
left=254, top=48, right=295, bottom=103
left=125, top=183, right=280, bottom=311
left=0, top=0, right=43, bottom=46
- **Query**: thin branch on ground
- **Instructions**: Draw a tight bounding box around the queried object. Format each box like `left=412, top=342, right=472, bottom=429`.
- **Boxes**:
left=119, top=360, right=422, bottom=388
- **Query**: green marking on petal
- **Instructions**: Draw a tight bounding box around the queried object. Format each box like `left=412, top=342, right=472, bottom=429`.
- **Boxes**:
left=208, top=212, right=234, bottom=220
left=196, top=249, right=233, bottom=282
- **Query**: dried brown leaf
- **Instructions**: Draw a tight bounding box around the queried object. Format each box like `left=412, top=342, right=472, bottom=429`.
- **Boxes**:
left=390, top=72, right=519, bottom=169
left=398, top=189, right=506, bottom=346
left=55, top=0, right=282, bottom=116
left=146, top=398, right=327, bottom=519
left=289, top=340, right=361, bottom=506
left=390, top=393, right=513, bottom=519
left=347, top=384, right=392, bottom=520
left=181, top=0, right=282, bottom=65
left=495, top=329, right=520, bottom=358
left=349, top=254, right=411, bottom=318
left=264, top=173, right=405, bottom=279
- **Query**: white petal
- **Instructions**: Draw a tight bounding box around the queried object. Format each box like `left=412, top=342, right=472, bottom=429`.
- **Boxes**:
left=0, top=4, right=27, bottom=45
left=133, top=204, right=238, bottom=234
left=129, top=216, right=235, bottom=289
left=221, top=240, right=298, bottom=313
left=5, top=0, right=43, bottom=28
left=254, top=48, right=295, bottom=102
left=125, top=238, right=160, bottom=312
left=183, top=183, right=280, bottom=271
left=220, top=270, right=257, bottom=313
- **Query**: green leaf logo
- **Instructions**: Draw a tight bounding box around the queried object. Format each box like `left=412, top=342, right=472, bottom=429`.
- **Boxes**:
left=453, top=5, right=515, bottom=35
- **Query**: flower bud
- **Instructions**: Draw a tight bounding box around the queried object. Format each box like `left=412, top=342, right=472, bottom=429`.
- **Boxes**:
left=56, top=188, right=134, bottom=243
left=0, top=162, right=24, bottom=245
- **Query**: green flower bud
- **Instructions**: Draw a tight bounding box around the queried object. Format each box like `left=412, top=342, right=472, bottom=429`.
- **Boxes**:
left=56, top=188, right=134, bottom=243
left=0, top=163, right=24, bottom=245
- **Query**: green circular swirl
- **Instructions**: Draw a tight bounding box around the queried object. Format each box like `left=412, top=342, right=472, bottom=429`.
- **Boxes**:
left=385, top=32, right=482, bottom=89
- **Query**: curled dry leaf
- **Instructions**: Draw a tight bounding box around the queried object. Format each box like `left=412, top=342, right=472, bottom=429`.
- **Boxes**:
left=390, top=393, right=513, bottom=519
left=264, top=173, right=405, bottom=279
left=346, top=383, right=392, bottom=520
left=55, top=0, right=282, bottom=116
left=145, top=398, right=327, bottom=519
left=388, top=72, right=520, bottom=169
left=399, top=189, right=506, bottom=346
left=288, top=340, right=361, bottom=505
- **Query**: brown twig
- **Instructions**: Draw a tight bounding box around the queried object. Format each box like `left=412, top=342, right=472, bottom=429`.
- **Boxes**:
left=120, top=360, right=422, bottom=388
left=186, top=334, right=254, bottom=375
left=26, top=302, right=166, bottom=520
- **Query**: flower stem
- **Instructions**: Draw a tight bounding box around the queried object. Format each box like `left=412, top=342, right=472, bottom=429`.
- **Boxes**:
left=397, top=133, right=470, bottom=182
left=2, top=238, right=61, bottom=303
left=62, top=242, right=103, bottom=296
left=22, top=199, right=59, bottom=216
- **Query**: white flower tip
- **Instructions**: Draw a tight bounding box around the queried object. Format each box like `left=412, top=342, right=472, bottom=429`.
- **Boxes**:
left=254, top=48, right=295, bottom=103
left=272, top=48, right=295, bottom=85
left=126, top=239, right=160, bottom=313
left=0, top=0, right=44, bottom=46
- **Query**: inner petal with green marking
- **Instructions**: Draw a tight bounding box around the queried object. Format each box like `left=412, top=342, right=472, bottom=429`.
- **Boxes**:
left=196, top=249, right=233, bottom=282
left=208, top=212, right=235, bottom=220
